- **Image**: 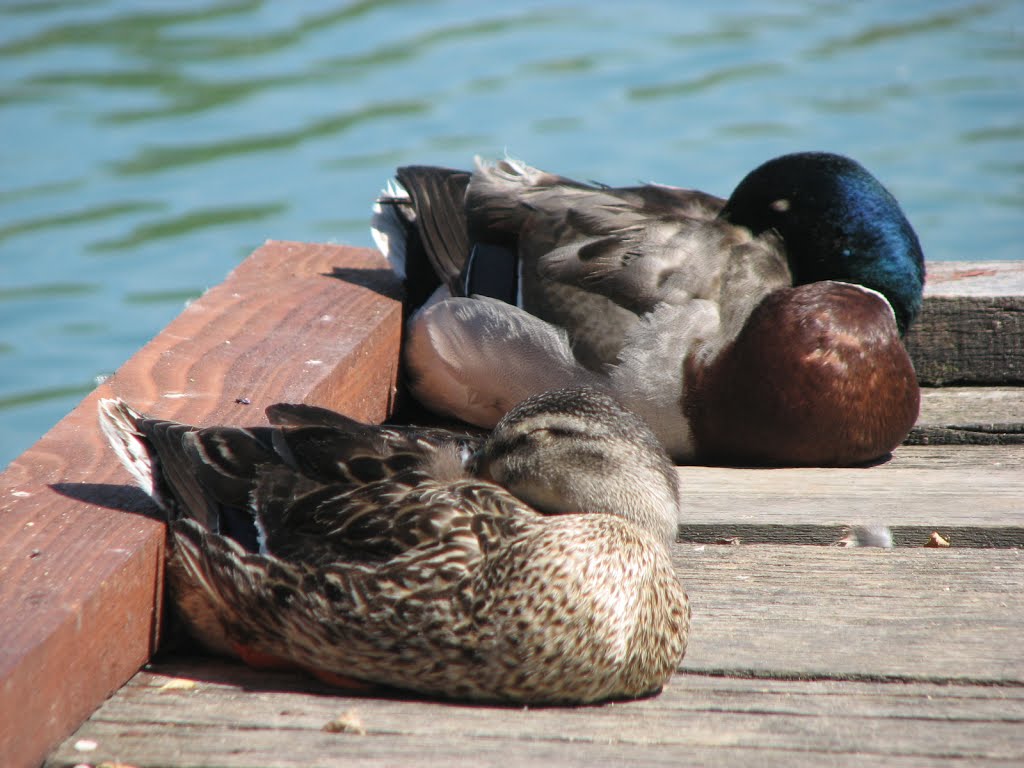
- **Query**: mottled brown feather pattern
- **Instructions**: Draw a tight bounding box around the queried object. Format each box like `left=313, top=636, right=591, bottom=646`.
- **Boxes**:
left=98, top=388, right=689, bottom=705
left=172, top=502, right=686, bottom=704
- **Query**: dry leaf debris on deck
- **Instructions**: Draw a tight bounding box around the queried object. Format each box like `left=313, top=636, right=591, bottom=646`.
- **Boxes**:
left=157, top=677, right=198, bottom=692
left=323, top=709, right=367, bottom=735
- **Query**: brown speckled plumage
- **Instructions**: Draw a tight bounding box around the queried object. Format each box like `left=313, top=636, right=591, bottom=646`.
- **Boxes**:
left=99, top=387, right=689, bottom=705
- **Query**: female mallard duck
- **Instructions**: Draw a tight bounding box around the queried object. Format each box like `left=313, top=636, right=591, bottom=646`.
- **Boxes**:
left=98, top=387, right=689, bottom=705
left=373, top=152, right=924, bottom=466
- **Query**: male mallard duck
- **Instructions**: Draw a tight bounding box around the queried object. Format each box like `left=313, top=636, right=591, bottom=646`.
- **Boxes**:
left=98, top=387, right=689, bottom=705
left=373, top=152, right=924, bottom=466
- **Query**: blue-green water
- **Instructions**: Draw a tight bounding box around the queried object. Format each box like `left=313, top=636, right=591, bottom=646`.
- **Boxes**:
left=1, top=0, right=1021, bottom=469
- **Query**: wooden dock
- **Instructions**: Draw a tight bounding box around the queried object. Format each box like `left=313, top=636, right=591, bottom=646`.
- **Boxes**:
left=1, top=243, right=1021, bottom=767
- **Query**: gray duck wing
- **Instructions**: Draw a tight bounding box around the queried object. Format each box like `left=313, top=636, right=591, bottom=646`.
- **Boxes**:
left=531, top=213, right=744, bottom=314
left=466, top=161, right=748, bottom=363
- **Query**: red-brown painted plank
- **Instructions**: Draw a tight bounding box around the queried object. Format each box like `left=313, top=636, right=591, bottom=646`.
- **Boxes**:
left=0, top=242, right=402, bottom=768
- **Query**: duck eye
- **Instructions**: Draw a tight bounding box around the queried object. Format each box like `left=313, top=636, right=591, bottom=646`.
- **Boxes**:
left=530, top=426, right=579, bottom=441
left=770, top=198, right=790, bottom=212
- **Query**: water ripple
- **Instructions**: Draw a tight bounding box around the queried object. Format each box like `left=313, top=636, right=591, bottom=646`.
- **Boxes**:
left=89, top=202, right=287, bottom=251
left=0, top=178, right=83, bottom=204
left=124, top=288, right=204, bottom=305
left=961, top=125, right=1024, bottom=144
left=327, top=148, right=409, bottom=170
left=43, top=9, right=568, bottom=125
left=0, top=282, right=99, bottom=302
left=316, top=9, right=571, bottom=81
left=91, top=27, right=485, bottom=123
left=143, top=0, right=418, bottom=62
left=524, top=55, right=600, bottom=76
left=2, top=0, right=99, bottom=14
left=628, top=62, right=785, bottom=101
left=533, top=117, right=583, bottom=134
left=719, top=122, right=797, bottom=138
left=810, top=83, right=915, bottom=114
left=0, top=1, right=262, bottom=57
left=0, top=201, right=163, bottom=244
left=808, top=3, right=997, bottom=58
left=102, top=72, right=312, bottom=125
left=669, top=11, right=811, bottom=47
left=110, top=100, right=430, bottom=174
left=0, top=382, right=96, bottom=411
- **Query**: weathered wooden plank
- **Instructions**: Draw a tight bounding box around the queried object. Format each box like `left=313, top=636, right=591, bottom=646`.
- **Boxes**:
left=910, top=386, right=1024, bottom=446
left=49, top=712, right=1020, bottom=768
left=675, top=546, right=1023, bottom=683
left=0, top=242, right=402, bottom=768
left=674, top=442, right=1024, bottom=546
left=909, top=261, right=1024, bottom=386
left=73, top=656, right=1024, bottom=731
left=917, top=386, right=1023, bottom=425
left=44, top=673, right=1024, bottom=767
left=46, top=541, right=1024, bottom=768
left=924, top=261, right=1024, bottom=296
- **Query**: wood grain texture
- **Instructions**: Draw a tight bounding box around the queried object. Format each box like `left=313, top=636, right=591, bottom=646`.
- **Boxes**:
left=45, top=546, right=1024, bottom=767
left=909, top=261, right=1024, bottom=386
left=923, top=261, right=1024, bottom=297
left=910, top=386, right=1024, bottom=446
left=43, top=669, right=1024, bottom=767
left=675, top=445, right=1023, bottom=546
left=0, top=242, right=401, bottom=768
left=917, top=386, right=1023, bottom=425
left=676, top=546, right=1023, bottom=683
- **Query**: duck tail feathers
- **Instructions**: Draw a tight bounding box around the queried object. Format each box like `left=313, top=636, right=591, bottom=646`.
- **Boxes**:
left=98, top=398, right=168, bottom=510
left=395, top=166, right=471, bottom=294
left=98, top=399, right=225, bottom=530
left=372, top=178, right=411, bottom=280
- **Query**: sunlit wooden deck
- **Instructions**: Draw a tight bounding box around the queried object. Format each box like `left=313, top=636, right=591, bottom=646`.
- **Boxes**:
left=1, top=244, right=1020, bottom=767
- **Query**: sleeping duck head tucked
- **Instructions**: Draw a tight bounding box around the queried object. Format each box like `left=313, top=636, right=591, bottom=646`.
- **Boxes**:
left=721, top=152, right=924, bottom=335
left=373, top=151, right=924, bottom=467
